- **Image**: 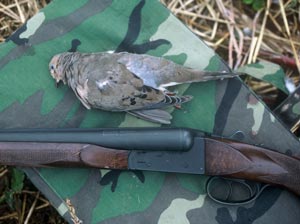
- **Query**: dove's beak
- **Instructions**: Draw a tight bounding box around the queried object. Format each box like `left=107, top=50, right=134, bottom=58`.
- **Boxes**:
left=55, top=80, right=63, bottom=88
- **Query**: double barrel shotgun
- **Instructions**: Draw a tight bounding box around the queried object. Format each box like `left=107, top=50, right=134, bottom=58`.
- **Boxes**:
left=0, top=127, right=299, bottom=203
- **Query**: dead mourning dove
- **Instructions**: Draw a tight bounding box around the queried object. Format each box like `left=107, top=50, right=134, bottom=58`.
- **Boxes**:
left=49, top=52, right=238, bottom=124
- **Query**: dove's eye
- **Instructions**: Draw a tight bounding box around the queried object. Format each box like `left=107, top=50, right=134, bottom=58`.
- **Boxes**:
left=50, top=65, right=55, bottom=73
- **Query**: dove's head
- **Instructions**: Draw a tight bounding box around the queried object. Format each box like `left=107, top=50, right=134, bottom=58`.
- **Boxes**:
left=49, top=53, right=67, bottom=87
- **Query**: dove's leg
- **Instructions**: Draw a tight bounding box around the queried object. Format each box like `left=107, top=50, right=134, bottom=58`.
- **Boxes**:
left=164, top=90, right=178, bottom=96
left=174, top=104, right=182, bottom=109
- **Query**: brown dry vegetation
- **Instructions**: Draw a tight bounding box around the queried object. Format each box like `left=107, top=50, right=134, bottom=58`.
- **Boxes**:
left=0, top=0, right=299, bottom=223
left=0, top=0, right=49, bottom=42
left=161, top=0, right=300, bottom=100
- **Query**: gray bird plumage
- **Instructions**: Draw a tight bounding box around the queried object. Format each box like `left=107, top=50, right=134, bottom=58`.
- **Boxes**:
left=49, top=51, right=238, bottom=124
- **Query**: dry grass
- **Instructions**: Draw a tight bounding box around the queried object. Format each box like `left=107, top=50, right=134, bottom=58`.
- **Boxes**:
left=161, top=0, right=300, bottom=83
left=0, top=0, right=49, bottom=42
left=0, top=0, right=299, bottom=223
left=161, top=0, right=300, bottom=115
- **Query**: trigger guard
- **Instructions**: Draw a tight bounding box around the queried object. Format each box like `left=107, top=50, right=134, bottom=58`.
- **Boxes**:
left=206, top=176, right=270, bottom=206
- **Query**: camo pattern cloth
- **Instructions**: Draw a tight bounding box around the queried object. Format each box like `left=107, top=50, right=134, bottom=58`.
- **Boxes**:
left=274, top=85, right=300, bottom=130
left=0, top=0, right=299, bottom=223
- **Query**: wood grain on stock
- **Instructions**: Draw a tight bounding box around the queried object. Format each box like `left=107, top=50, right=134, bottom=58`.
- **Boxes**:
left=80, top=144, right=129, bottom=169
left=205, top=138, right=300, bottom=196
left=0, top=142, right=129, bottom=169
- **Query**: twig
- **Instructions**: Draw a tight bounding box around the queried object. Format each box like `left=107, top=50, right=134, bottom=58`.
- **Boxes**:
left=35, top=201, right=51, bottom=210
left=268, top=13, right=283, bottom=33
left=0, top=212, right=18, bottom=220
left=273, top=0, right=293, bottom=18
left=0, top=167, right=8, bottom=177
left=0, top=2, right=20, bottom=21
left=278, top=0, right=300, bottom=75
left=24, top=191, right=40, bottom=224
left=248, top=10, right=261, bottom=64
left=174, top=10, right=229, bottom=24
left=234, top=27, right=244, bottom=69
left=252, top=0, right=271, bottom=62
left=216, top=0, right=242, bottom=68
left=14, top=0, right=25, bottom=23
left=20, top=193, right=27, bottom=224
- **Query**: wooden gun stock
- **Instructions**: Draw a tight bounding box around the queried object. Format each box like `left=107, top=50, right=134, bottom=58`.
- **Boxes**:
left=205, top=138, right=300, bottom=196
left=0, top=142, right=130, bottom=169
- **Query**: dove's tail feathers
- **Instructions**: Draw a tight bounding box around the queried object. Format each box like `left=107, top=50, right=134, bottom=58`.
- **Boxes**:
left=163, top=94, right=193, bottom=106
left=128, top=109, right=172, bottom=124
left=190, top=71, right=240, bottom=82
left=127, top=95, right=192, bottom=124
left=159, top=70, right=239, bottom=89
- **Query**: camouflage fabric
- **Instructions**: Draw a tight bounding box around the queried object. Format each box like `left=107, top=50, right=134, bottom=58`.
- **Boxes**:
left=238, top=60, right=289, bottom=94
left=238, top=60, right=300, bottom=131
left=274, top=85, right=300, bottom=131
left=0, top=0, right=300, bottom=223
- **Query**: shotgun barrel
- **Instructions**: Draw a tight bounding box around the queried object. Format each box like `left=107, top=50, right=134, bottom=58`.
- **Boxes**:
left=0, top=128, right=195, bottom=151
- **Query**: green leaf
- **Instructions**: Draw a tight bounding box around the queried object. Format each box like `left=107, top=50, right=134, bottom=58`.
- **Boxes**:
left=243, top=0, right=264, bottom=10
left=4, top=190, right=14, bottom=209
left=243, top=0, right=254, bottom=4
left=1, top=169, right=25, bottom=209
left=252, top=0, right=265, bottom=10
left=11, top=168, right=25, bottom=193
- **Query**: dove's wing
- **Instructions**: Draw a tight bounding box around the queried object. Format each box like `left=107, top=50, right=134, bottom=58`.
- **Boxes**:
left=117, top=52, right=238, bottom=91
left=127, top=109, right=173, bottom=124
left=117, top=52, right=178, bottom=91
